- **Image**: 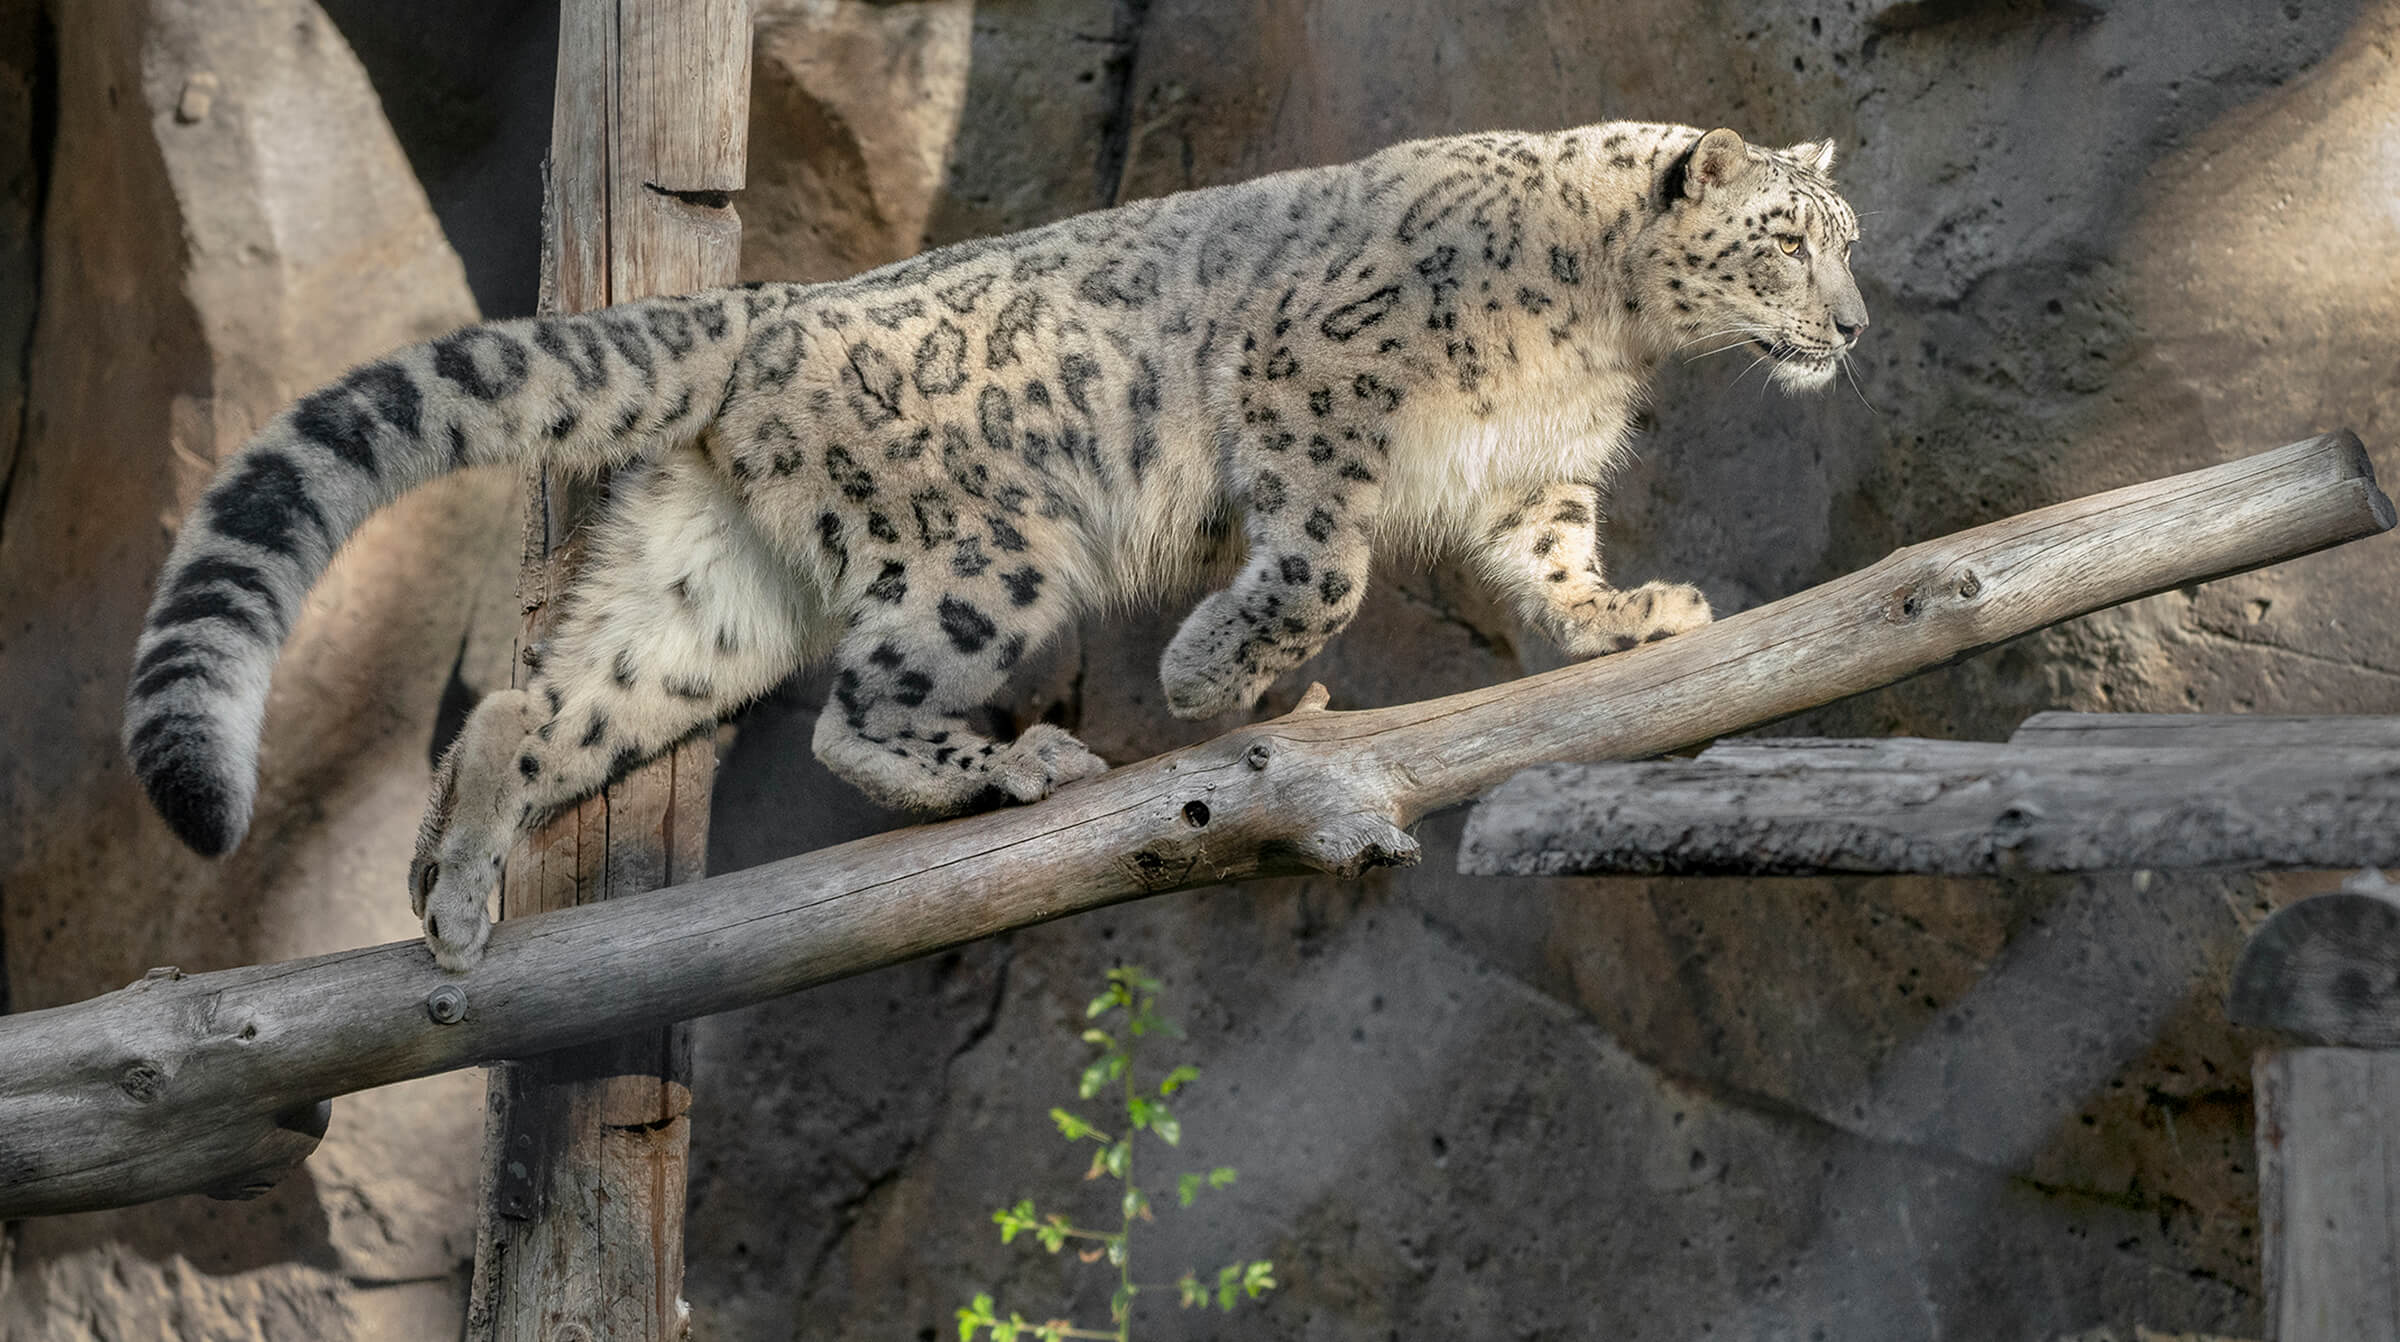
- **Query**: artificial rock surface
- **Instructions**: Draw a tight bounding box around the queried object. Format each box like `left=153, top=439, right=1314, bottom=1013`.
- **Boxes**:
left=0, top=0, right=514, bottom=1335
left=7, top=0, right=2400, bottom=1339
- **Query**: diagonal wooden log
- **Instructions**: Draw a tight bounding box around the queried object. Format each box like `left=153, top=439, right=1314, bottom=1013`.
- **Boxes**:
left=0, top=430, right=2387, bottom=1219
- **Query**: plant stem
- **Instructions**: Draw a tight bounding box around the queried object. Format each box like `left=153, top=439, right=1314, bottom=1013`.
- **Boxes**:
left=1118, top=1049, right=1138, bottom=1342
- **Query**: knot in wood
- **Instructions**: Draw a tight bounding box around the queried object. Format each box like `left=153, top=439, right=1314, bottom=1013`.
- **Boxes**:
left=1883, top=584, right=1924, bottom=623
left=1991, top=801, right=2044, bottom=848
left=424, top=984, right=469, bottom=1025
left=1955, top=569, right=1982, bottom=599
left=1245, top=741, right=1273, bottom=770
left=118, top=1061, right=168, bottom=1104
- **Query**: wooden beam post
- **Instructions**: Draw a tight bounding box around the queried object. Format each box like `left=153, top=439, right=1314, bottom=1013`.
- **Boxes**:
left=2255, top=1047, right=2400, bottom=1342
left=465, top=3, right=747, bottom=1338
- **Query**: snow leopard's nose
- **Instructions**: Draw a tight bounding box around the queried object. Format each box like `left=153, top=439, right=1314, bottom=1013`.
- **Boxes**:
left=1835, top=311, right=1867, bottom=345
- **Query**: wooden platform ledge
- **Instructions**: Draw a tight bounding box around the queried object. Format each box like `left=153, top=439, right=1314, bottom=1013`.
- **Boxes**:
left=1461, top=713, right=2400, bottom=878
left=0, top=430, right=2388, bottom=1218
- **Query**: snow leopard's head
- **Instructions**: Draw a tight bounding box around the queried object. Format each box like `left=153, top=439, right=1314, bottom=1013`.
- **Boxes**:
left=1635, top=127, right=1868, bottom=392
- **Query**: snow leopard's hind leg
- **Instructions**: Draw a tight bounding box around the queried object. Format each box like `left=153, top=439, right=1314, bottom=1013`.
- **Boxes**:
left=807, top=542, right=1105, bottom=816
left=412, top=449, right=813, bottom=969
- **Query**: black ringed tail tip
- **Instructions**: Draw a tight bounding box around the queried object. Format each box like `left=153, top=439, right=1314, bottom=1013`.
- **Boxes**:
left=127, top=718, right=247, bottom=857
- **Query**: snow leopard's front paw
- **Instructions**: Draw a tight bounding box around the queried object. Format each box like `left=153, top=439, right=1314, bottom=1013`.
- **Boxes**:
left=1159, top=592, right=1282, bottom=720
left=1557, top=580, right=1714, bottom=658
left=990, top=723, right=1111, bottom=803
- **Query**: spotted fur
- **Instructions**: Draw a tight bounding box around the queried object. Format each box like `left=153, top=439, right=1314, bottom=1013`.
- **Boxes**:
left=124, top=122, right=1866, bottom=968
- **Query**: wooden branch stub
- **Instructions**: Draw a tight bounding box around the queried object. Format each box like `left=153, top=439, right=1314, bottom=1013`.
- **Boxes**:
left=200, top=1099, right=333, bottom=1202
left=0, top=431, right=2387, bottom=1219
left=2231, top=869, right=2400, bottom=1046
left=1459, top=732, right=2400, bottom=878
left=2255, top=1047, right=2400, bottom=1341
left=0, top=968, right=333, bottom=1217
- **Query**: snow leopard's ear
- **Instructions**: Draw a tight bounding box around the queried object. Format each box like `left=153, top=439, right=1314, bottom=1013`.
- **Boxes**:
left=1672, top=127, right=1752, bottom=203
left=1786, top=139, right=1837, bottom=174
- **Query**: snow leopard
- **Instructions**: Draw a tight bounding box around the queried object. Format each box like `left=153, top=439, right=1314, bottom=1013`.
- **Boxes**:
left=124, top=122, right=1867, bottom=967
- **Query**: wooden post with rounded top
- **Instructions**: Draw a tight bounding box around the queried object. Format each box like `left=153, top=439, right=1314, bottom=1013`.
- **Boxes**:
left=465, top=2, right=748, bottom=1338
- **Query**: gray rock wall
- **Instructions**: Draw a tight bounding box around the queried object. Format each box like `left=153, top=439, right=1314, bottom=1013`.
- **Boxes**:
left=4, top=1, right=2396, bottom=1338
left=692, top=3, right=2397, bottom=1340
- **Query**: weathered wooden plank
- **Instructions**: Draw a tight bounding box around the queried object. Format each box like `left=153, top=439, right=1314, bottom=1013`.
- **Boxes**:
left=0, top=430, right=2386, bottom=1218
left=1460, top=737, right=2400, bottom=877
left=2012, top=711, right=2400, bottom=751
left=2256, top=1047, right=2400, bottom=1342
left=467, top=1, right=745, bottom=1338
left=2230, top=869, right=2400, bottom=1048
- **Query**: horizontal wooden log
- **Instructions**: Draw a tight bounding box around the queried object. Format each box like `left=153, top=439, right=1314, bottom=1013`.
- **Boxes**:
left=2230, top=869, right=2400, bottom=1047
left=2011, top=710, right=2400, bottom=750
left=0, top=430, right=2387, bottom=1218
left=2255, top=1046, right=2400, bottom=1342
left=1459, top=734, right=2400, bottom=877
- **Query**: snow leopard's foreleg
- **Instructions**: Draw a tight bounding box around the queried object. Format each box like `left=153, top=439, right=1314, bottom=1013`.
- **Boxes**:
left=1161, top=369, right=1392, bottom=719
left=1475, top=481, right=1712, bottom=657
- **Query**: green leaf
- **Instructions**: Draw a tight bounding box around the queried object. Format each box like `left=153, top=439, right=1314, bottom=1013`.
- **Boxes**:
left=1243, top=1259, right=1278, bottom=1299
left=1105, top=1234, right=1127, bottom=1267
left=1177, top=1271, right=1206, bottom=1309
left=1078, top=1028, right=1115, bottom=1050
left=1217, top=1263, right=1242, bottom=1311
left=1035, top=1214, right=1070, bottom=1253
left=993, top=1200, right=1038, bottom=1244
left=1177, top=1172, right=1202, bottom=1207
left=1077, top=1051, right=1127, bottom=1100
left=1158, top=1065, right=1200, bottom=1096
left=1208, top=1166, right=1238, bottom=1189
left=1122, top=1186, right=1153, bottom=1221
left=1151, top=1111, right=1181, bottom=1146
left=1111, top=965, right=1163, bottom=995
left=1110, top=1283, right=1137, bottom=1324
left=956, top=1292, right=998, bottom=1340
left=1049, top=1108, right=1097, bottom=1142
left=1103, top=1140, right=1130, bottom=1180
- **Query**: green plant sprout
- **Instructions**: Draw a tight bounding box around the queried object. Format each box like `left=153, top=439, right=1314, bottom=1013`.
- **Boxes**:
left=956, top=966, right=1277, bottom=1342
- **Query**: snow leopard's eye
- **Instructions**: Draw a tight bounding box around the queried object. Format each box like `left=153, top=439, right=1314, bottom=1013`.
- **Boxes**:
left=1777, top=235, right=1807, bottom=259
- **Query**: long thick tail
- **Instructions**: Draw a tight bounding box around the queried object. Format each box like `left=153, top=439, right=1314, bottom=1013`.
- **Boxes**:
left=126, top=288, right=768, bottom=855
